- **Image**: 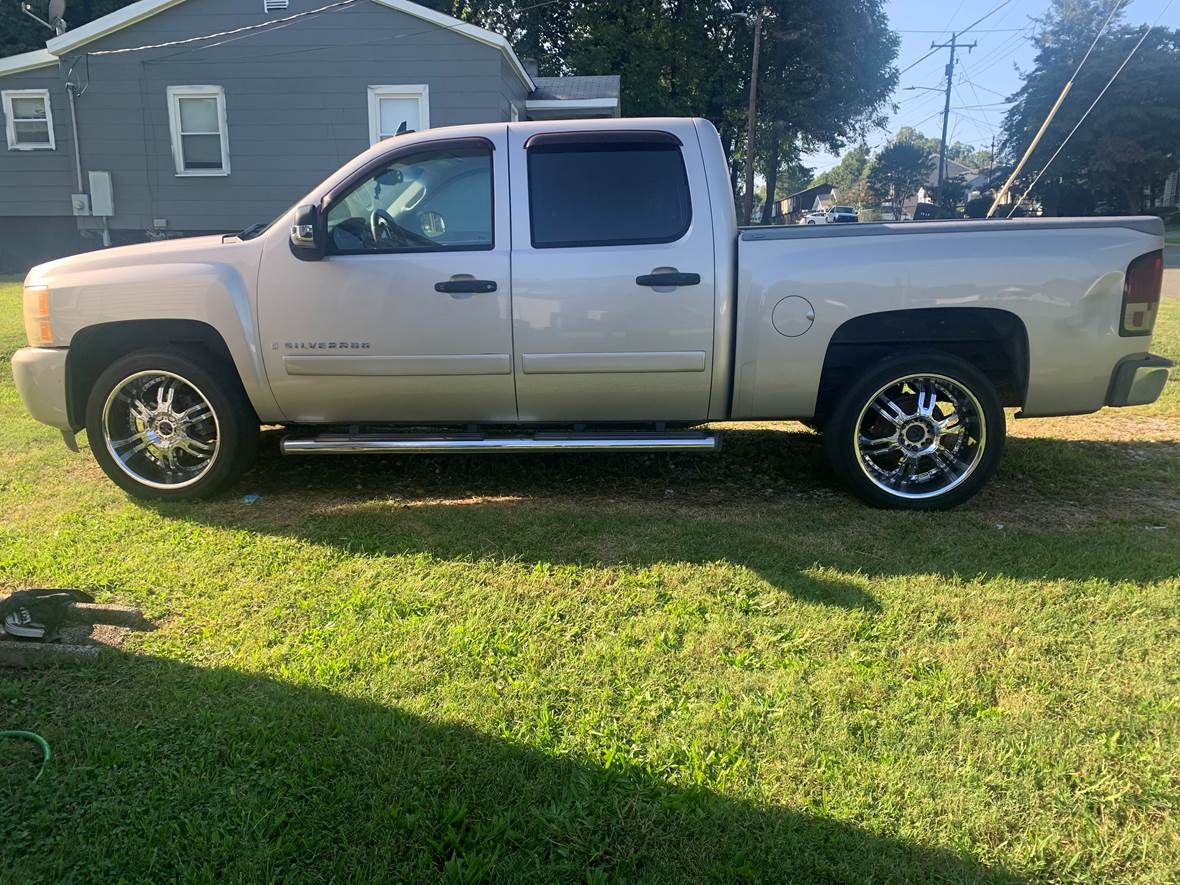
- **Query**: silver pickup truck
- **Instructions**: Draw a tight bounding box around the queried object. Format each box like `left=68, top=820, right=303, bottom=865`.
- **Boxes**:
left=13, top=117, right=1171, bottom=509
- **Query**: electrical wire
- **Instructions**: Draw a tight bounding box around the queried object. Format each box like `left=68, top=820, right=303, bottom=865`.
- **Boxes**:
left=958, top=21, right=1036, bottom=81
left=86, top=0, right=563, bottom=65
left=137, top=0, right=565, bottom=66
left=897, top=28, right=1027, bottom=34
left=989, top=0, right=1129, bottom=215
left=87, top=0, right=361, bottom=56
left=955, top=0, right=1019, bottom=39
left=1007, top=0, right=1175, bottom=217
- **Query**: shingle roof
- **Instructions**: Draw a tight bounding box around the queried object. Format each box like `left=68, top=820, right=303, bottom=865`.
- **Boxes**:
left=530, top=75, right=621, bottom=101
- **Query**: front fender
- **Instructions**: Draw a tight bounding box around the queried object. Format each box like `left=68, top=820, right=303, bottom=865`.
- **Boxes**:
left=43, top=260, right=282, bottom=422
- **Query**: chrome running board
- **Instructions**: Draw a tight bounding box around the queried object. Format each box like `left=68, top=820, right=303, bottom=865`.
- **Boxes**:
left=281, top=430, right=718, bottom=455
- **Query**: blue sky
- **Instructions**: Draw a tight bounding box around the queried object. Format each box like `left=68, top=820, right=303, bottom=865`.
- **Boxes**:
left=802, top=0, right=1180, bottom=172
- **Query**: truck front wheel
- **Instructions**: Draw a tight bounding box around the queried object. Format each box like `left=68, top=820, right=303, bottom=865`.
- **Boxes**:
left=823, top=353, right=1005, bottom=509
left=85, top=348, right=258, bottom=500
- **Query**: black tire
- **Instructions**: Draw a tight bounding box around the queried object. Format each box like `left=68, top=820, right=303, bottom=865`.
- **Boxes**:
left=823, top=351, right=1005, bottom=510
left=85, top=347, right=258, bottom=501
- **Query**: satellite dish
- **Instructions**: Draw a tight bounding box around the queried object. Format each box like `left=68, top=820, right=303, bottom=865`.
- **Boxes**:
left=48, top=0, right=67, bottom=34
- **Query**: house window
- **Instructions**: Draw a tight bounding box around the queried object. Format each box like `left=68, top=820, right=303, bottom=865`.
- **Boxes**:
left=2, top=89, right=54, bottom=151
left=166, top=85, right=229, bottom=176
left=367, top=85, right=429, bottom=144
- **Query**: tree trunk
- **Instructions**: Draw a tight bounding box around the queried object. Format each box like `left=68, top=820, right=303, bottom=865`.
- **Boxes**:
left=758, top=122, right=783, bottom=225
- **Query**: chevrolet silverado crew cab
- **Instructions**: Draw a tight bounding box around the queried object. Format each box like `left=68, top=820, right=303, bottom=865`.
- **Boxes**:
left=13, top=118, right=1171, bottom=509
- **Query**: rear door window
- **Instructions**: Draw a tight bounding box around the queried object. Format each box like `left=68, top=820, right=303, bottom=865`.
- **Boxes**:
left=526, top=134, right=691, bottom=248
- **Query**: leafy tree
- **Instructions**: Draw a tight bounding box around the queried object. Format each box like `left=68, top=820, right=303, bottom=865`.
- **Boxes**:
left=964, top=194, right=994, bottom=218
left=946, top=142, right=994, bottom=171
left=749, top=0, right=898, bottom=222
left=811, top=143, right=870, bottom=189
left=1001, top=0, right=1180, bottom=213
left=866, top=139, right=934, bottom=219
left=809, top=143, right=872, bottom=208
left=893, top=126, right=990, bottom=173
left=932, top=175, right=968, bottom=212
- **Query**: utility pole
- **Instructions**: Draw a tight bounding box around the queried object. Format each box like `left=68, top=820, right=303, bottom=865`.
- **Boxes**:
left=931, top=33, right=975, bottom=194
left=739, top=9, right=765, bottom=226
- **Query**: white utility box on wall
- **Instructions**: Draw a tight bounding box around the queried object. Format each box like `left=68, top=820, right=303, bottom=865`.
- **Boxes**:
left=88, top=171, right=114, bottom=217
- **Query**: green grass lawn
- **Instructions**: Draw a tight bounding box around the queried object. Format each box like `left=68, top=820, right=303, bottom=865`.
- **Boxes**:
left=1, top=277, right=1178, bottom=883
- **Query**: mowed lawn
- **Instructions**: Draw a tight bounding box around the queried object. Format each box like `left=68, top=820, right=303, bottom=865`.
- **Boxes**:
left=1, top=275, right=1178, bottom=884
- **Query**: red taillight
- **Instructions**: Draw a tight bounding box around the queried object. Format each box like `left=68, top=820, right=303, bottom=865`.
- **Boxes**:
left=1121, top=250, right=1163, bottom=337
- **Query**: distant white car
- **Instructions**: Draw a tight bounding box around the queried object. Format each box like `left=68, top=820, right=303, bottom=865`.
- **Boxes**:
left=803, top=206, right=859, bottom=225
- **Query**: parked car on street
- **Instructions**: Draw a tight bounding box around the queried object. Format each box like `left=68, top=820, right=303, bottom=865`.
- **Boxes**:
left=13, top=118, right=1171, bottom=509
left=803, top=206, right=859, bottom=224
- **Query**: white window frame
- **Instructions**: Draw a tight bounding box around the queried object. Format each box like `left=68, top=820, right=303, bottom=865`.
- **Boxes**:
left=2, top=89, right=55, bottom=151
left=367, top=84, right=429, bottom=145
left=166, top=85, right=230, bottom=177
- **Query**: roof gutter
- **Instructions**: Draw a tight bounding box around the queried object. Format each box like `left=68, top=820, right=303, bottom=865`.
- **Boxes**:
left=0, top=49, right=57, bottom=78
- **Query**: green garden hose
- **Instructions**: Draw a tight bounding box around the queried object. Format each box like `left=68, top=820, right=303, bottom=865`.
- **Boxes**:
left=1, top=731, right=51, bottom=781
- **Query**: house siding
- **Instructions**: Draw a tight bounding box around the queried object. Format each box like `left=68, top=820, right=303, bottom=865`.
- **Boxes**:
left=4, top=0, right=524, bottom=234
left=499, top=56, right=529, bottom=120
left=0, top=63, right=77, bottom=217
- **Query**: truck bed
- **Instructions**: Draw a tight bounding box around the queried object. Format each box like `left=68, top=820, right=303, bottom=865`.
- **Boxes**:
left=731, top=216, right=1165, bottom=420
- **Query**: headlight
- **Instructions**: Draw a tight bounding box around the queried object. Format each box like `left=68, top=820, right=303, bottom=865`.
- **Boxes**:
left=22, top=284, right=52, bottom=347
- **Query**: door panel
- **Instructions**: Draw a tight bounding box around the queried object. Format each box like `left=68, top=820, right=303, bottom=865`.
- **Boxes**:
left=508, top=125, right=716, bottom=422
left=257, top=133, right=516, bottom=424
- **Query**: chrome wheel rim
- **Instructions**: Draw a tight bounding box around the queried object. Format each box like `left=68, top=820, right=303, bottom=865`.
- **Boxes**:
left=853, top=373, right=986, bottom=500
left=102, top=370, right=220, bottom=490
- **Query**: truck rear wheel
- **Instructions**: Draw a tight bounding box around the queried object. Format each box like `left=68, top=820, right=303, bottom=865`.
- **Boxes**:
left=85, top=348, right=258, bottom=501
left=823, top=352, right=1005, bottom=510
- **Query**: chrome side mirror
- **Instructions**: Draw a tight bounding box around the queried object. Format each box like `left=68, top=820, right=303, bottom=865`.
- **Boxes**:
left=289, top=204, right=326, bottom=261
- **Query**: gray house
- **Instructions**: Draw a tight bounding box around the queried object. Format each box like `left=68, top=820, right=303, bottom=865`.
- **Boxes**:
left=0, top=0, right=620, bottom=270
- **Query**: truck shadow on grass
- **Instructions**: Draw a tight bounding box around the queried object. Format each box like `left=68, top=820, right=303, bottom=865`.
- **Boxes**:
left=1, top=651, right=1027, bottom=884
left=148, top=427, right=1180, bottom=607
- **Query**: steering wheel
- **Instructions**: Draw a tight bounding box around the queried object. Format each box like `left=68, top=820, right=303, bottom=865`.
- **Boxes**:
left=369, top=208, right=434, bottom=247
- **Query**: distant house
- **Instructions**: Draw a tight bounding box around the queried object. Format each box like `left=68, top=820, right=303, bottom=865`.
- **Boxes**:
left=772, top=183, right=835, bottom=224
left=0, top=0, right=620, bottom=270
left=912, top=157, right=979, bottom=211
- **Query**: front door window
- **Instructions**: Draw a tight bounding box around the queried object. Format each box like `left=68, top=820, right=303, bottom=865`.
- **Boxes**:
left=325, top=142, right=493, bottom=254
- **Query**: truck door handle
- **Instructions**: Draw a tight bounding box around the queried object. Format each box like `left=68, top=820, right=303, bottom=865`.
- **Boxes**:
left=435, top=279, right=497, bottom=294
left=635, top=272, right=701, bottom=287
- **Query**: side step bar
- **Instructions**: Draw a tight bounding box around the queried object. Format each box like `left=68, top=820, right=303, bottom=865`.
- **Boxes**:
left=281, top=431, right=718, bottom=455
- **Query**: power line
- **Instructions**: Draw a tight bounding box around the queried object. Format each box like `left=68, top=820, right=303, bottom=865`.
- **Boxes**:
left=898, top=45, right=944, bottom=76
left=897, top=28, right=1027, bottom=34
left=956, top=0, right=1018, bottom=39
left=87, top=0, right=360, bottom=56
left=989, top=0, right=1129, bottom=216
left=1007, top=0, right=1175, bottom=217
left=85, top=0, right=563, bottom=65
left=958, top=21, right=1037, bottom=81
left=962, top=80, right=1012, bottom=99
left=138, top=0, right=564, bottom=66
